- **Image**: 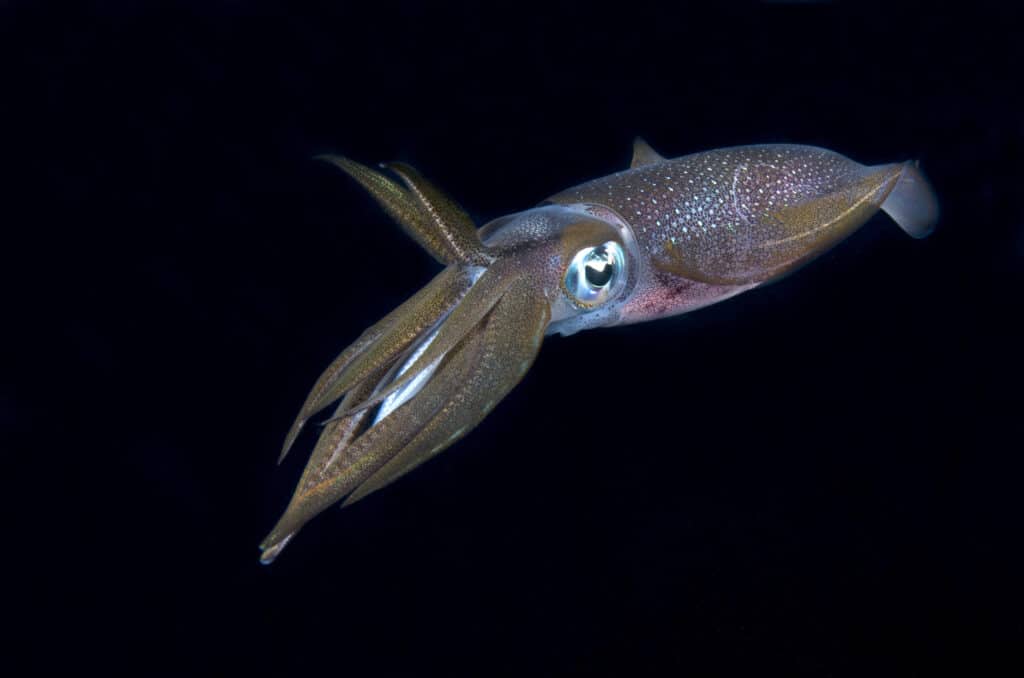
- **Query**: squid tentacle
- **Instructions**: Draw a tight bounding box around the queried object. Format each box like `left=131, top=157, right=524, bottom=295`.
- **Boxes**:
left=279, top=265, right=475, bottom=462
left=259, top=299, right=494, bottom=563
left=342, top=275, right=550, bottom=506
left=304, top=266, right=480, bottom=422
left=384, top=161, right=493, bottom=266
left=317, top=155, right=492, bottom=267
left=260, top=276, right=550, bottom=562
left=260, top=276, right=557, bottom=561
left=323, top=259, right=521, bottom=423
left=280, top=156, right=499, bottom=462
left=316, top=155, right=454, bottom=265
left=294, top=361, right=392, bottom=500
left=278, top=324, right=385, bottom=463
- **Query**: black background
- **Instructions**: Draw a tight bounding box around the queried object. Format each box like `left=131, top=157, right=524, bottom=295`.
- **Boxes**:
left=6, top=2, right=1023, bottom=675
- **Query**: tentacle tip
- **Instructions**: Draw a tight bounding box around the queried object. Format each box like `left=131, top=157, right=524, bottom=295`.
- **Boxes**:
left=314, top=154, right=357, bottom=172
left=340, top=490, right=364, bottom=508
left=278, top=421, right=306, bottom=464
left=258, top=533, right=294, bottom=565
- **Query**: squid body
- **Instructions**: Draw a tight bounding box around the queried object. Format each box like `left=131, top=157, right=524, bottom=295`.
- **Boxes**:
left=260, top=139, right=938, bottom=563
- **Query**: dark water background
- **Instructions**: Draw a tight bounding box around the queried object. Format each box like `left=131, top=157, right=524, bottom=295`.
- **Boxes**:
left=5, top=2, right=1022, bottom=675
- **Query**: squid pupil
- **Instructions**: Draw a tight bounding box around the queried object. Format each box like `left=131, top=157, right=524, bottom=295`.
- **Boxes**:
left=584, top=249, right=614, bottom=287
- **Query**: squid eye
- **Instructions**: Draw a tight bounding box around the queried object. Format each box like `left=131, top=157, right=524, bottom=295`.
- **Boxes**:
left=563, top=241, right=626, bottom=307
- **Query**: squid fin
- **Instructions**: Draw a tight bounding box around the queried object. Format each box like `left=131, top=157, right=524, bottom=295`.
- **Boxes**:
left=880, top=161, right=939, bottom=239
left=630, top=137, right=666, bottom=168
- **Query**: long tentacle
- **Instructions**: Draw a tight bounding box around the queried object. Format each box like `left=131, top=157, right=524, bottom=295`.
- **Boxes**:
left=260, top=362, right=389, bottom=563
left=279, top=265, right=475, bottom=462
left=266, top=156, right=552, bottom=563
left=342, top=276, right=550, bottom=505
left=317, top=155, right=454, bottom=265
left=304, top=265, right=482, bottom=423
left=318, top=156, right=492, bottom=266
left=384, top=162, right=493, bottom=266
left=259, top=277, right=550, bottom=562
left=281, top=155, right=500, bottom=461
left=260, top=311, right=491, bottom=561
left=323, top=260, right=520, bottom=422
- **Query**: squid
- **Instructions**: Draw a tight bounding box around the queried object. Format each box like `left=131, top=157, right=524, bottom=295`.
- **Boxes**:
left=260, top=139, right=938, bottom=563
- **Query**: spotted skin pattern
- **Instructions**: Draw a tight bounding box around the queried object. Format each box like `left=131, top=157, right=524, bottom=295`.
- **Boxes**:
left=550, top=145, right=905, bottom=285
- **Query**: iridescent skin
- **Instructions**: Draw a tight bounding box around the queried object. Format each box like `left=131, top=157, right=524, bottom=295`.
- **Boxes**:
left=260, top=139, right=938, bottom=563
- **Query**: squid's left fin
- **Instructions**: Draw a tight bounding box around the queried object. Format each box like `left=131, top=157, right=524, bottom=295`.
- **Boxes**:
left=630, top=137, right=666, bottom=168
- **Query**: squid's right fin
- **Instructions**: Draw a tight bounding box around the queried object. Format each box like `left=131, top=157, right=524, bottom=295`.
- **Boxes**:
left=880, top=161, right=939, bottom=239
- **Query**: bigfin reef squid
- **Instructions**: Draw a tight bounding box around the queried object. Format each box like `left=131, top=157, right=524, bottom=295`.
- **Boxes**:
left=260, top=139, right=939, bottom=563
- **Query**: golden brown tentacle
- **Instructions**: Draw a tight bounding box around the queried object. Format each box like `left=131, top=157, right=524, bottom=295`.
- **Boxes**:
left=324, top=260, right=520, bottom=422
left=294, top=361, right=390, bottom=499
left=280, top=155, right=500, bottom=461
left=279, top=265, right=473, bottom=462
left=317, top=155, right=454, bottom=265
left=306, top=266, right=479, bottom=420
left=384, top=162, right=493, bottom=266
left=342, top=276, right=550, bottom=506
left=279, top=324, right=385, bottom=463
left=260, top=311, right=492, bottom=562
left=260, top=362, right=388, bottom=563
left=260, top=277, right=550, bottom=562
